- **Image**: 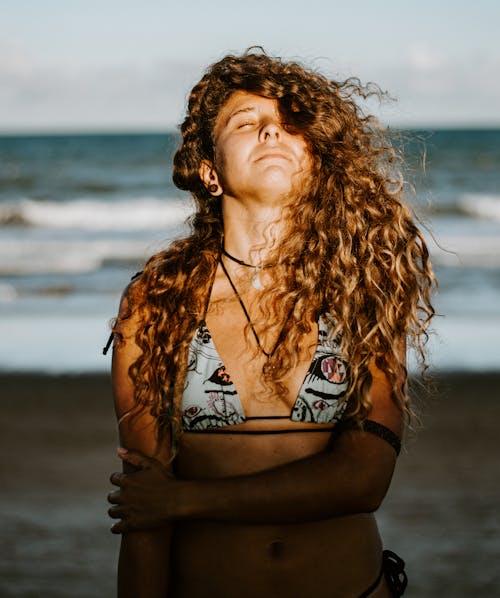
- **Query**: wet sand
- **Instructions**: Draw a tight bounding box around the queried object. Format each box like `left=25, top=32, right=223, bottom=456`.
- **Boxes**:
left=0, top=372, right=499, bottom=597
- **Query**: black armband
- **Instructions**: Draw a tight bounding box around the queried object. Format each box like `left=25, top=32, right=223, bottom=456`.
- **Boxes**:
left=362, top=419, right=401, bottom=455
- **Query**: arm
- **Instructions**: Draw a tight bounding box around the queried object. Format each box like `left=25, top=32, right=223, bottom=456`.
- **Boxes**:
left=178, top=363, right=402, bottom=523
left=110, top=362, right=403, bottom=529
left=111, top=289, right=173, bottom=598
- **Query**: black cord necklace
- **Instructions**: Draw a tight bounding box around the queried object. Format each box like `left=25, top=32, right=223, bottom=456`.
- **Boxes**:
left=219, top=257, right=287, bottom=359
left=221, top=246, right=256, bottom=268
left=221, top=245, right=275, bottom=290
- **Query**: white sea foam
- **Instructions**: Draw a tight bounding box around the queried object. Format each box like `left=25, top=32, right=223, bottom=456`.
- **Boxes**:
left=0, top=197, right=193, bottom=231
left=458, top=193, right=500, bottom=222
left=2, top=229, right=500, bottom=276
left=429, top=235, right=500, bottom=267
left=0, top=238, right=158, bottom=275
left=0, top=314, right=112, bottom=373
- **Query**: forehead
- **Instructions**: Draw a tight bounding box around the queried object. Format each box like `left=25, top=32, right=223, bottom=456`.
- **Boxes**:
left=215, top=91, right=279, bottom=130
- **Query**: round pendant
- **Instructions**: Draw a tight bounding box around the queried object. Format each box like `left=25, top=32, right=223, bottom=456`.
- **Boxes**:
left=252, top=272, right=264, bottom=290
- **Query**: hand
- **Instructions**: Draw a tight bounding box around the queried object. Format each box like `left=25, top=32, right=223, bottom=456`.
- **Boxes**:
left=108, top=448, right=178, bottom=534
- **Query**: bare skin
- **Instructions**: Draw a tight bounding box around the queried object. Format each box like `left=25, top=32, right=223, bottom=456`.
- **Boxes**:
left=109, top=92, right=402, bottom=597
left=110, top=266, right=401, bottom=597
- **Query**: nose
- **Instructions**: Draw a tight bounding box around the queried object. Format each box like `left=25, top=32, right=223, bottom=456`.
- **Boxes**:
left=260, top=120, right=281, bottom=142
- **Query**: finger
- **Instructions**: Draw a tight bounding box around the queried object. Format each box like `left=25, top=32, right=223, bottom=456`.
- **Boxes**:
left=109, top=471, right=126, bottom=486
left=110, top=520, right=126, bottom=534
left=117, top=447, right=150, bottom=469
left=107, top=490, right=121, bottom=505
left=108, top=504, right=124, bottom=520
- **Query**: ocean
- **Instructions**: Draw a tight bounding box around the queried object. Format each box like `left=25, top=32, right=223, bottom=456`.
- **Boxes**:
left=1, top=130, right=499, bottom=373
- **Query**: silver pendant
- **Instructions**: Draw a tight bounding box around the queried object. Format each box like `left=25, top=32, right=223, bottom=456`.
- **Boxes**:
left=252, top=267, right=264, bottom=290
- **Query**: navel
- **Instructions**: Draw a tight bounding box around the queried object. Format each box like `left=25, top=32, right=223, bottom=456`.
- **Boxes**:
left=268, top=538, right=285, bottom=559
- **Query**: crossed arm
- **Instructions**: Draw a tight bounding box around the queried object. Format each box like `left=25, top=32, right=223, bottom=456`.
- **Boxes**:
left=110, top=419, right=400, bottom=532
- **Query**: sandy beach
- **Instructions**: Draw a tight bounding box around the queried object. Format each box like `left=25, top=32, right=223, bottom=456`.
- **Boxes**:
left=0, top=371, right=499, bottom=597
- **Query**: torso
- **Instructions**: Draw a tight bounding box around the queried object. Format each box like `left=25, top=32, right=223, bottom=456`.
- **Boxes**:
left=170, top=264, right=389, bottom=597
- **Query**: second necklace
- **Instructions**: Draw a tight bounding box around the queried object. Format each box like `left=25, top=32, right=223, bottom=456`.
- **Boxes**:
left=219, top=257, right=287, bottom=360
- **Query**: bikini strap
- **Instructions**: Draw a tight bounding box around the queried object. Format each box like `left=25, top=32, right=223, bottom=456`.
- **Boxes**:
left=102, top=332, right=114, bottom=356
left=200, top=256, right=219, bottom=323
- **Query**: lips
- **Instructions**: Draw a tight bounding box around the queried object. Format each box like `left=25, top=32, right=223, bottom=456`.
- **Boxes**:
left=255, top=152, right=290, bottom=162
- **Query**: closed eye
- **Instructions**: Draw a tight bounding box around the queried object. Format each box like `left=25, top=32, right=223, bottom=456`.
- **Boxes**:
left=237, top=121, right=256, bottom=129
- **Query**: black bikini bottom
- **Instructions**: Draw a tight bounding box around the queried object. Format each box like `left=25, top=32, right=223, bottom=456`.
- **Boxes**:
left=358, top=550, right=408, bottom=597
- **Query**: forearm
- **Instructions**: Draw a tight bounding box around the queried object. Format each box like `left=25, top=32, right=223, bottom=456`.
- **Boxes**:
left=177, top=431, right=397, bottom=524
left=118, top=528, right=172, bottom=598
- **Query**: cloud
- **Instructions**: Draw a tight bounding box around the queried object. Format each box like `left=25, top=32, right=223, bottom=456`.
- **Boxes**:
left=0, top=42, right=202, bottom=131
left=408, top=45, right=446, bottom=72
left=0, top=41, right=34, bottom=78
left=365, top=45, right=500, bottom=126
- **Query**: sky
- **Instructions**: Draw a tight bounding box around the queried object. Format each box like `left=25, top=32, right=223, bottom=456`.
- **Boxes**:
left=1, top=0, right=499, bottom=132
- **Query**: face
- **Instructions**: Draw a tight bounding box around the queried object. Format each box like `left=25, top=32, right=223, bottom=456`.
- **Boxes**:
left=201, top=91, right=311, bottom=204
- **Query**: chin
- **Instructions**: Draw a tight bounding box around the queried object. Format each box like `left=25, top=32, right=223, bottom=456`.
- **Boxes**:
left=256, top=175, right=294, bottom=197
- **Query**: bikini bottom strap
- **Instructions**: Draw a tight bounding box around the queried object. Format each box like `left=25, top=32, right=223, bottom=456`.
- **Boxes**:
left=382, top=549, right=408, bottom=597
left=357, top=565, right=384, bottom=598
left=357, top=549, right=407, bottom=597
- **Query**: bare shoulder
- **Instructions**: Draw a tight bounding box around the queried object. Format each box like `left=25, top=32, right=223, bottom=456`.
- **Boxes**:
left=114, top=274, right=144, bottom=339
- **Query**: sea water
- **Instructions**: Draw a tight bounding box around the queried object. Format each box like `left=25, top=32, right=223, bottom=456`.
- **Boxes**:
left=0, top=130, right=499, bottom=372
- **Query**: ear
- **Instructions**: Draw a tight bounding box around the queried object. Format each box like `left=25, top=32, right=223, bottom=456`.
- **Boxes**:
left=199, top=160, right=223, bottom=196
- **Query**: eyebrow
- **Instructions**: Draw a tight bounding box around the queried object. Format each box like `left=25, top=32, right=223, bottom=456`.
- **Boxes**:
left=225, top=106, right=257, bottom=126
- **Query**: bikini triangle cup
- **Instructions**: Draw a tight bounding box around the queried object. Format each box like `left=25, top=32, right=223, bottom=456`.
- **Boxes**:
left=182, top=325, right=402, bottom=453
left=182, top=312, right=351, bottom=432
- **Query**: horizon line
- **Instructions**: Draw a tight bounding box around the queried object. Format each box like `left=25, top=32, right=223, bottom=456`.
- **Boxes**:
left=1, top=123, right=500, bottom=137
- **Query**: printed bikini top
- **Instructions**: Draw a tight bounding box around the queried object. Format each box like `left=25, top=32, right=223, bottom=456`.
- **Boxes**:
left=102, top=282, right=400, bottom=452
left=182, top=314, right=350, bottom=433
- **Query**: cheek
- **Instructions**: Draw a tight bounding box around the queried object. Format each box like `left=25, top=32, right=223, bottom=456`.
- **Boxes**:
left=293, top=138, right=312, bottom=168
left=217, top=141, right=249, bottom=179
left=212, top=145, right=230, bottom=182
left=213, top=151, right=239, bottom=192
left=216, top=153, right=235, bottom=185
left=298, top=147, right=313, bottom=176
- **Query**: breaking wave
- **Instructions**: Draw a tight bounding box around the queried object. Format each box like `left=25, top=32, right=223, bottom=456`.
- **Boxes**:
left=0, top=196, right=192, bottom=231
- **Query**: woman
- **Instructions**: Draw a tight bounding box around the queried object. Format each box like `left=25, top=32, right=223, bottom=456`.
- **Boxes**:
left=106, top=49, right=435, bottom=597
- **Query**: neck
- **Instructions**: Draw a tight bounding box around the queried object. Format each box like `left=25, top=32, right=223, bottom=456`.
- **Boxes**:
left=222, top=198, right=286, bottom=264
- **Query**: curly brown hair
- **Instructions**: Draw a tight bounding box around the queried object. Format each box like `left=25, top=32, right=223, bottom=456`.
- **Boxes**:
left=115, top=48, right=435, bottom=450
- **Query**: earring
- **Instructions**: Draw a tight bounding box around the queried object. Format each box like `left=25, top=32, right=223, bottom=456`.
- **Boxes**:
left=208, top=183, right=219, bottom=194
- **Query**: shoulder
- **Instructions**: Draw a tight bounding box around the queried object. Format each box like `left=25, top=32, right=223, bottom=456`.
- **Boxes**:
left=111, top=272, right=147, bottom=382
left=114, top=271, right=144, bottom=332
